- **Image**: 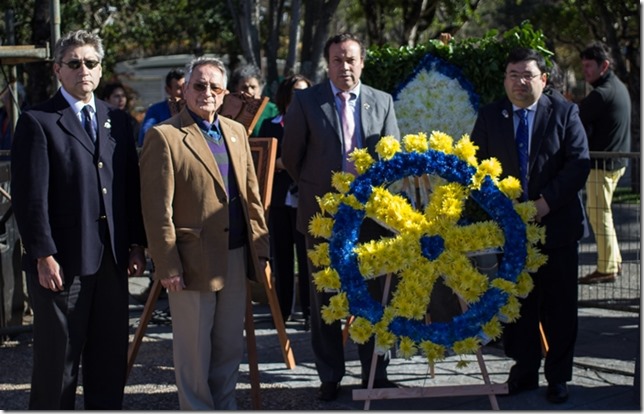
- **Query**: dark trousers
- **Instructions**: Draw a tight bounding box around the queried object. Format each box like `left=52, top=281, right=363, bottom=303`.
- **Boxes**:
left=27, top=245, right=129, bottom=410
left=305, top=222, right=391, bottom=383
left=503, top=242, right=579, bottom=384
left=270, top=206, right=310, bottom=319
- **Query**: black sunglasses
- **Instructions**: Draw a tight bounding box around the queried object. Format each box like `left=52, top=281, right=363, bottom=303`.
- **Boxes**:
left=61, top=59, right=101, bottom=70
left=191, top=82, right=225, bottom=95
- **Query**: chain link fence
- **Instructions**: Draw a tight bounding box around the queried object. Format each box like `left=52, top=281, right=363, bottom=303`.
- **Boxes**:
left=577, top=151, right=640, bottom=312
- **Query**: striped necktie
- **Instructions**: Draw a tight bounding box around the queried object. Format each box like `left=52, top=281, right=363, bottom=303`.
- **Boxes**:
left=338, top=91, right=357, bottom=175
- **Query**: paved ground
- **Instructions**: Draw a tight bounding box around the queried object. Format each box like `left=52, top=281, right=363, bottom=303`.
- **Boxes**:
left=2, top=274, right=638, bottom=411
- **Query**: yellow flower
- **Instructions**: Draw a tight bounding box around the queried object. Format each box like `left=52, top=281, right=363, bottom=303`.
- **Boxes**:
left=477, top=158, right=503, bottom=180
left=453, top=134, right=479, bottom=166
left=515, top=272, right=534, bottom=298
left=420, top=341, right=446, bottom=364
left=526, top=245, right=548, bottom=272
left=498, top=176, right=522, bottom=200
left=348, top=317, right=374, bottom=344
left=482, top=317, right=503, bottom=341
left=308, top=214, right=333, bottom=239
left=308, top=242, right=330, bottom=267
left=324, top=292, right=349, bottom=320
left=375, top=136, right=401, bottom=160
left=500, top=295, right=521, bottom=322
left=341, top=194, right=364, bottom=211
left=312, top=267, right=340, bottom=291
left=454, top=337, right=480, bottom=355
left=402, top=133, right=429, bottom=153
left=514, top=201, right=538, bottom=223
left=351, top=148, right=375, bottom=173
left=331, top=171, right=354, bottom=194
left=398, top=337, right=418, bottom=359
left=317, top=193, right=342, bottom=216
left=491, top=277, right=517, bottom=295
left=428, top=131, right=454, bottom=154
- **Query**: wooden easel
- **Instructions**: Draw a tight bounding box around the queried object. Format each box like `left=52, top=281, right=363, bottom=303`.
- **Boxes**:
left=351, top=275, right=507, bottom=410
left=126, top=136, right=295, bottom=410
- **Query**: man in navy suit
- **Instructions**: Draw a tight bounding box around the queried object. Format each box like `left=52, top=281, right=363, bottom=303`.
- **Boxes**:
left=282, top=32, right=400, bottom=401
left=11, top=30, right=147, bottom=409
left=470, top=48, right=590, bottom=404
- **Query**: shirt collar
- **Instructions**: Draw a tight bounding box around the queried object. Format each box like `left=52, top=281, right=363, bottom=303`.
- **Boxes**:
left=512, top=101, right=538, bottom=113
left=330, top=80, right=361, bottom=100
left=60, top=87, right=96, bottom=116
left=187, top=108, right=220, bottom=133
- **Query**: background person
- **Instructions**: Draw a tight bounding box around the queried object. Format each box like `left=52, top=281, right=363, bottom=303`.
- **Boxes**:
left=101, top=80, right=140, bottom=143
left=281, top=32, right=401, bottom=401
left=137, top=67, right=185, bottom=146
left=577, top=41, right=631, bottom=285
left=10, top=29, right=147, bottom=409
left=258, top=73, right=312, bottom=329
left=139, top=56, right=270, bottom=410
left=228, top=63, right=279, bottom=137
left=470, top=47, right=590, bottom=404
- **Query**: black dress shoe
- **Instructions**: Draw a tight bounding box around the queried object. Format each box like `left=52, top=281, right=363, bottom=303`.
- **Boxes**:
left=505, top=378, right=538, bottom=395
left=361, top=378, right=399, bottom=388
left=546, top=382, right=568, bottom=404
left=318, top=382, right=341, bottom=401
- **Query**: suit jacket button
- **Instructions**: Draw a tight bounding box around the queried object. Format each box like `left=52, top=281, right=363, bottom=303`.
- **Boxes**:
left=97, top=161, right=104, bottom=168
left=224, top=227, right=229, bottom=232
left=102, top=188, right=108, bottom=194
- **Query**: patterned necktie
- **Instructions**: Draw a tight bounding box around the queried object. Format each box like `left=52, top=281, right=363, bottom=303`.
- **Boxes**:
left=338, top=91, right=358, bottom=175
left=515, top=108, right=529, bottom=201
left=82, top=105, right=96, bottom=142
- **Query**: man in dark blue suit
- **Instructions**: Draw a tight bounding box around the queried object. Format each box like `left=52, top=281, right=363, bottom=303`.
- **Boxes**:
left=470, top=48, right=590, bottom=404
left=10, top=30, right=147, bottom=409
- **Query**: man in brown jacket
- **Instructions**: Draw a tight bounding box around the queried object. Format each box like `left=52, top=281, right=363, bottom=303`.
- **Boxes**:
left=139, top=56, right=269, bottom=410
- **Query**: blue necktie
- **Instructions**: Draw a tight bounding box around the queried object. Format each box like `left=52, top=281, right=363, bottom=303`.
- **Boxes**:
left=207, top=129, right=221, bottom=140
left=515, top=109, right=529, bottom=201
left=82, top=105, right=96, bottom=142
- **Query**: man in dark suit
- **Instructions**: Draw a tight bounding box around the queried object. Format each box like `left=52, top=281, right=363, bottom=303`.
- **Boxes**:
left=282, top=32, right=400, bottom=401
left=10, top=29, right=146, bottom=409
left=470, top=48, right=590, bottom=404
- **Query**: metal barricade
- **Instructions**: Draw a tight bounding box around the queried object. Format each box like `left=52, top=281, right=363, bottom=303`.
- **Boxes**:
left=578, top=151, right=640, bottom=312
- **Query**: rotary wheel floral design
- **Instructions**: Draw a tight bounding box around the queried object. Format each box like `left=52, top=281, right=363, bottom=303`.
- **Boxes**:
left=307, top=132, right=547, bottom=366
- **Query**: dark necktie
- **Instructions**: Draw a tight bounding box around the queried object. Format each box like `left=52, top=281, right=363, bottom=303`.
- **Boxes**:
left=515, top=108, right=529, bottom=201
left=338, top=91, right=357, bottom=175
left=82, top=105, right=96, bottom=142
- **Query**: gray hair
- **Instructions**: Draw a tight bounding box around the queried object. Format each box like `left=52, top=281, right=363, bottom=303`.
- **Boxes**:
left=184, top=57, right=228, bottom=88
left=54, top=30, right=105, bottom=63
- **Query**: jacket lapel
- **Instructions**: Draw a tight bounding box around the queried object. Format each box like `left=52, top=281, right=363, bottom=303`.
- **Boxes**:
left=95, top=101, right=116, bottom=156
left=529, top=95, right=552, bottom=174
left=54, top=92, right=95, bottom=154
left=318, top=81, right=342, bottom=142
left=179, top=110, right=226, bottom=192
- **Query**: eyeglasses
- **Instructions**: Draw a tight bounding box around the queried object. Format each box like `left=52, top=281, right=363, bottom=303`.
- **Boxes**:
left=60, top=59, right=101, bottom=70
left=506, top=72, right=542, bottom=83
left=191, top=82, right=225, bottom=95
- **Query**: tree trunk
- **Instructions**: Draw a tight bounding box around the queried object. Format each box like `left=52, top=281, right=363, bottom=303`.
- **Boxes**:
left=24, top=0, right=53, bottom=106
left=300, top=0, right=340, bottom=83
left=284, top=0, right=302, bottom=77
left=265, top=0, right=286, bottom=97
left=227, top=0, right=261, bottom=69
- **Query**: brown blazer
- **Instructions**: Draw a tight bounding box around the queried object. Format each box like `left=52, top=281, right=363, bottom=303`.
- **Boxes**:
left=139, top=108, right=269, bottom=291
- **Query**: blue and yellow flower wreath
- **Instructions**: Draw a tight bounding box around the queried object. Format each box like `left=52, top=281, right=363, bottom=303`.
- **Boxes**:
left=308, top=132, right=547, bottom=366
